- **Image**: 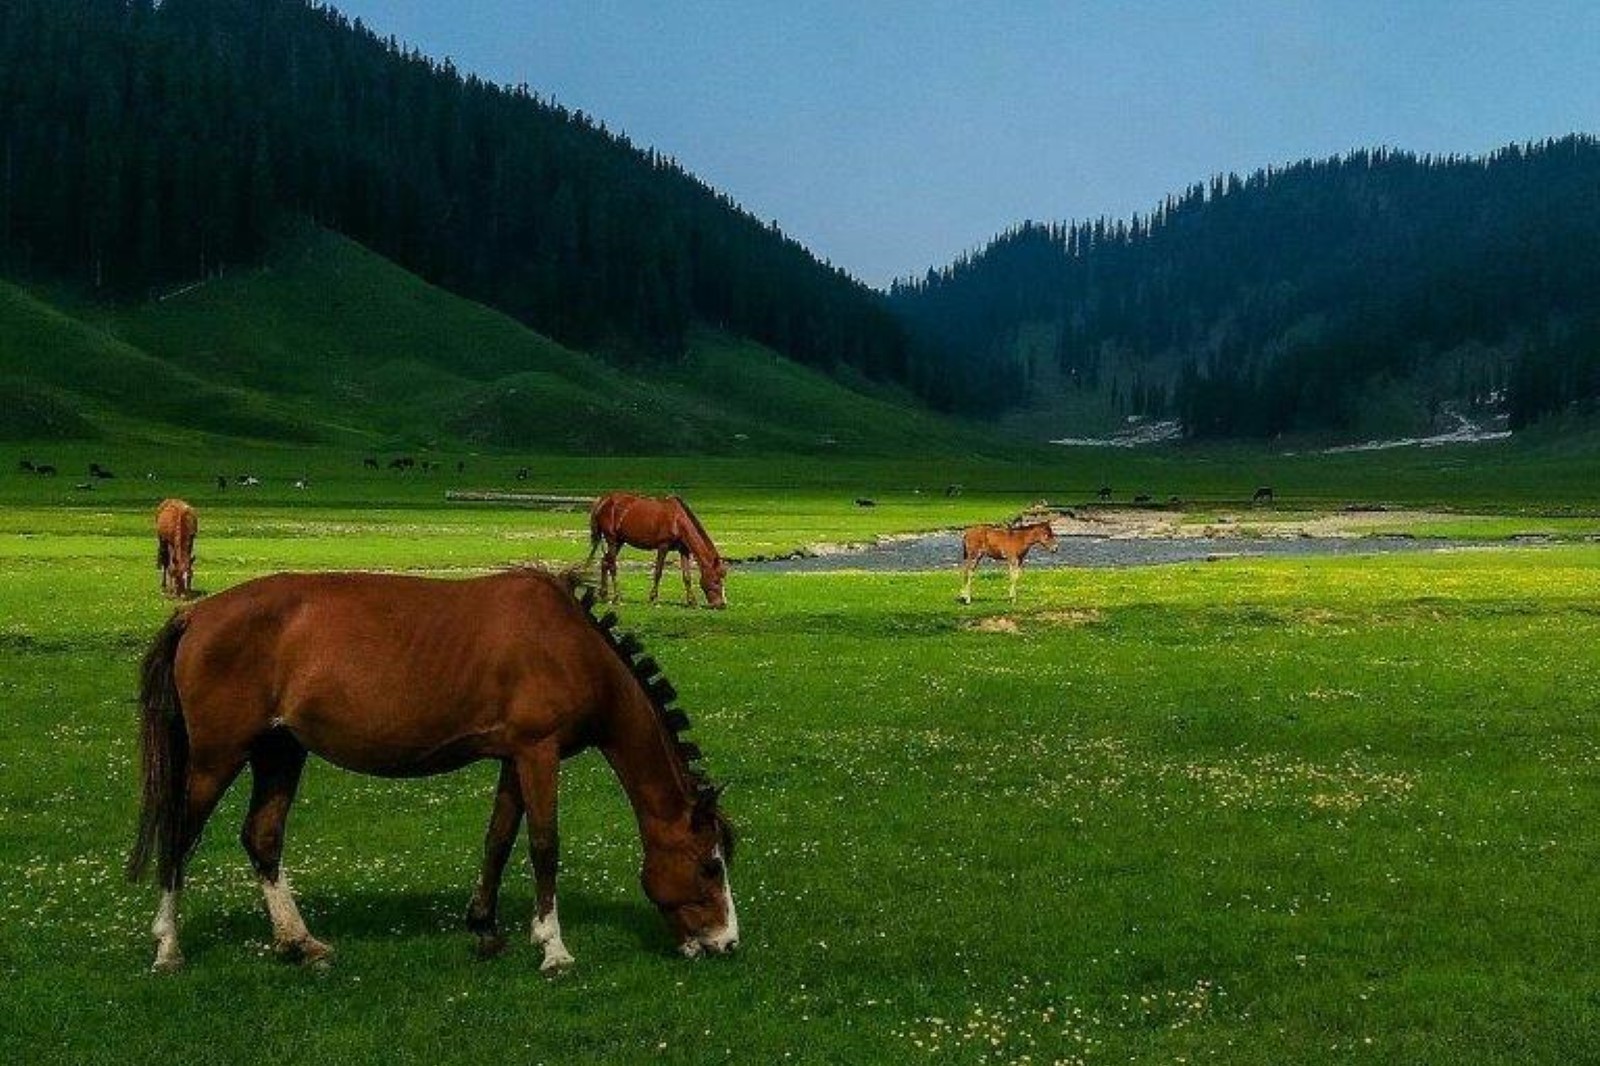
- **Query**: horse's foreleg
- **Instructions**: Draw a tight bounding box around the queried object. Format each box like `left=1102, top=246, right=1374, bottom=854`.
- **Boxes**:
left=959, top=556, right=977, bottom=604
left=240, top=736, right=328, bottom=964
left=515, top=742, right=573, bottom=974
left=679, top=550, right=697, bottom=607
left=649, top=547, right=669, bottom=605
left=467, top=760, right=523, bottom=958
left=1008, top=559, right=1021, bottom=602
left=150, top=755, right=243, bottom=972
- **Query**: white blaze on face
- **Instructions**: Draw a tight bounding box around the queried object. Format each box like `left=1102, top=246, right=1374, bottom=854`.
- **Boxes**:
left=701, top=846, right=740, bottom=954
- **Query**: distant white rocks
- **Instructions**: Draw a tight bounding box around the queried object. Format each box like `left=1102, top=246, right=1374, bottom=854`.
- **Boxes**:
left=1050, top=416, right=1182, bottom=448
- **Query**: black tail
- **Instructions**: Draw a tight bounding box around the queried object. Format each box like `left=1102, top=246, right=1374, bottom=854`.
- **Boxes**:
left=586, top=503, right=604, bottom=564
left=127, top=613, right=190, bottom=888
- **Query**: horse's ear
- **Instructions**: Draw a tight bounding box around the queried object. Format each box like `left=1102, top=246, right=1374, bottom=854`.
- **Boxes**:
left=692, top=784, right=723, bottom=827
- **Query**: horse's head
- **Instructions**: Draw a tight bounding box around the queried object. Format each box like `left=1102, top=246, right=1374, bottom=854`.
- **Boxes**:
left=1035, top=523, right=1059, bottom=553
left=700, top=560, right=729, bottom=609
left=641, top=785, right=739, bottom=956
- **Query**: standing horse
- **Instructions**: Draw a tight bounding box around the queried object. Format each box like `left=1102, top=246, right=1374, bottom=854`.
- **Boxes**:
left=959, top=521, right=1058, bottom=604
left=587, top=492, right=728, bottom=608
left=127, top=569, right=737, bottom=972
left=154, top=499, right=198, bottom=598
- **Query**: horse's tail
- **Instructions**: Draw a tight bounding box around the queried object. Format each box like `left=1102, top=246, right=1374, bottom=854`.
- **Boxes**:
left=127, top=612, right=190, bottom=888
left=586, top=497, right=607, bottom=563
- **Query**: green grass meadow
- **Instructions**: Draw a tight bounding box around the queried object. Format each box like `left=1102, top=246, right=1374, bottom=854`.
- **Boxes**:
left=2, top=454, right=1599, bottom=1064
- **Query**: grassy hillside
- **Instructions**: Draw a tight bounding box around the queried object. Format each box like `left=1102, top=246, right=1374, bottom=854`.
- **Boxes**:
left=2, top=228, right=1002, bottom=456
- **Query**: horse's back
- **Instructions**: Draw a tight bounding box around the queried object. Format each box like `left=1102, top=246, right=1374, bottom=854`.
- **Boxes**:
left=155, top=498, right=196, bottom=541
left=173, top=571, right=606, bottom=772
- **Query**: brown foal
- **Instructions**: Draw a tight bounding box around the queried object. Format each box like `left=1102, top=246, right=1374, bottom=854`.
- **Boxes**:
left=154, top=499, right=197, bottom=598
left=959, top=521, right=1059, bottom=603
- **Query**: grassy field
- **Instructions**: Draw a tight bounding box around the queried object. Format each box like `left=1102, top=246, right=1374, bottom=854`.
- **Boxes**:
left=2, top=454, right=1598, bottom=1065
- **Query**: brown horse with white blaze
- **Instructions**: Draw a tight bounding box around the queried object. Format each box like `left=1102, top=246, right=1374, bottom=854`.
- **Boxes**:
left=154, top=499, right=198, bottom=598
left=587, top=492, right=728, bottom=608
left=126, top=569, right=737, bottom=972
left=959, top=521, right=1058, bottom=603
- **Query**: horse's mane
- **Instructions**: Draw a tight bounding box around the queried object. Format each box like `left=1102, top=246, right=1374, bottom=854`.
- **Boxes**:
left=554, top=568, right=736, bottom=860
left=668, top=495, right=720, bottom=562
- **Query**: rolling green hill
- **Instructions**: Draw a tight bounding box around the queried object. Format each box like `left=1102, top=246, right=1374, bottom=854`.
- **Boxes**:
left=1, top=228, right=1000, bottom=456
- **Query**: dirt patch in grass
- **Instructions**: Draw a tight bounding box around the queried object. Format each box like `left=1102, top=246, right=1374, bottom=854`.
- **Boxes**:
left=964, top=616, right=1021, bottom=634
left=1032, top=608, right=1103, bottom=627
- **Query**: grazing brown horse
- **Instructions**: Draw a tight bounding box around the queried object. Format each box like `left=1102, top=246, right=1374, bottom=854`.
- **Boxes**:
left=959, top=521, right=1059, bottom=604
left=154, top=499, right=198, bottom=598
left=587, top=492, right=728, bottom=608
left=126, top=569, right=737, bottom=973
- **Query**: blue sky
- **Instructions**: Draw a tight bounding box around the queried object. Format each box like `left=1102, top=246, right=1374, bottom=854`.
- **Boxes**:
left=331, top=1, right=1600, bottom=286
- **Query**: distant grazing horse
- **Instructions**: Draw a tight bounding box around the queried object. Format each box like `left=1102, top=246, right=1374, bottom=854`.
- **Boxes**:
left=18, top=459, right=34, bottom=473
left=1253, top=486, right=1275, bottom=504
left=363, top=457, right=379, bottom=470
left=89, top=462, right=115, bottom=479
left=588, top=492, right=728, bottom=608
left=214, top=475, right=227, bottom=492
left=959, top=521, right=1058, bottom=604
left=127, top=570, right=737, bottom=972
left=34, top=464, right=56, bottom=477
left=1097, top=486, right=1112, bottom=501
left=155, top=499, right=198, bottom=598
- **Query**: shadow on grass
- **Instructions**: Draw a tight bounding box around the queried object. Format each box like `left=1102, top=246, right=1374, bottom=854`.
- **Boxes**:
left=190, top=885, right=668, bottom=958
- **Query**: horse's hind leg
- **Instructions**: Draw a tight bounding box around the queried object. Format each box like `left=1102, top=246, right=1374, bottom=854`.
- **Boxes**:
left=150, top=754, right=245, bottom=971
left=602, top=543, right=623, bottom=603
left=240, top=734, right=329, bottom=964
left=467, top=760, right=523, bottom=958
left=514, top=742, right=574, bottom=973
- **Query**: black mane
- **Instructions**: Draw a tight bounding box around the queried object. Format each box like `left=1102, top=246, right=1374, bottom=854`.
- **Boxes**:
left=564, top=572, right=735, bottom=860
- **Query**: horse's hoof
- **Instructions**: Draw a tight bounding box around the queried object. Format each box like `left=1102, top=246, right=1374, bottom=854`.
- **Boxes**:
left=276, top=936, right=334, bottom=966
left=474, top=934, right=508, bottom=960
left=540, top=949, right=576, bottom=976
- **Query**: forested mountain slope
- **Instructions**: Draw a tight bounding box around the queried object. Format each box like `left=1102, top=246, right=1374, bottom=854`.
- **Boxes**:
left=891, top=138, right=1600, bottom=437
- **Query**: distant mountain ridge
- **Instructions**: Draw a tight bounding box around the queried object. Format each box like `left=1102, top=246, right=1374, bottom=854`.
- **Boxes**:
left=1, top=0, right=984, bottom=405
left=890, top=137, right=1600, bottom=438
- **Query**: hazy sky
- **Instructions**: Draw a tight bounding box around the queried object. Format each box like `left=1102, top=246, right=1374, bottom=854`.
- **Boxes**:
left=331, top=1, right=1600, bottom=287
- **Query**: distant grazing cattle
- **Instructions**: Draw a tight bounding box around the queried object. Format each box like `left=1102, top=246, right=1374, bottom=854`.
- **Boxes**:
left=854, top=498, right=876, bottom=508
left=215, top=476, right=228, bottom=491
left=944, top=484, right=962, bottom=498
left=516, top=466, right=531, bottom=481
left=1168, top=495, right=1182, bottom=505
left=456, top=461, right=465, bottom=474
left=363, top=457, right=379, bottom=470
left=35, top=464, right=57, bottom=477
left=74, top=482, right=93, bottom=491
left=238, top=474, right=261, bottom=487
left=18, top=459, right=34, bottom=473
left=89, top=463, right=115, bottom=479
left=293, top=479, right=308, bottom=490
left=1097, top=486, right=1112, bottom=501
left=1253, top=486, right=1274, bottom=504
left=1133, top=494, right=1152, bottom=504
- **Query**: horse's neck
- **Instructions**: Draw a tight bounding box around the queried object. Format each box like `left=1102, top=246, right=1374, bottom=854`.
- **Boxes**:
left=598, top=682, right=693, bottom=837
left=671, top=502, right=720, bottom=567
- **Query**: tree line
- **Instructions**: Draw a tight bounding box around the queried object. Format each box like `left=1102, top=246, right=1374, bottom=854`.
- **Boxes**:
left=0, top=0, right=983, bottom=398
left=890, top=137, right=1600, bottom=434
